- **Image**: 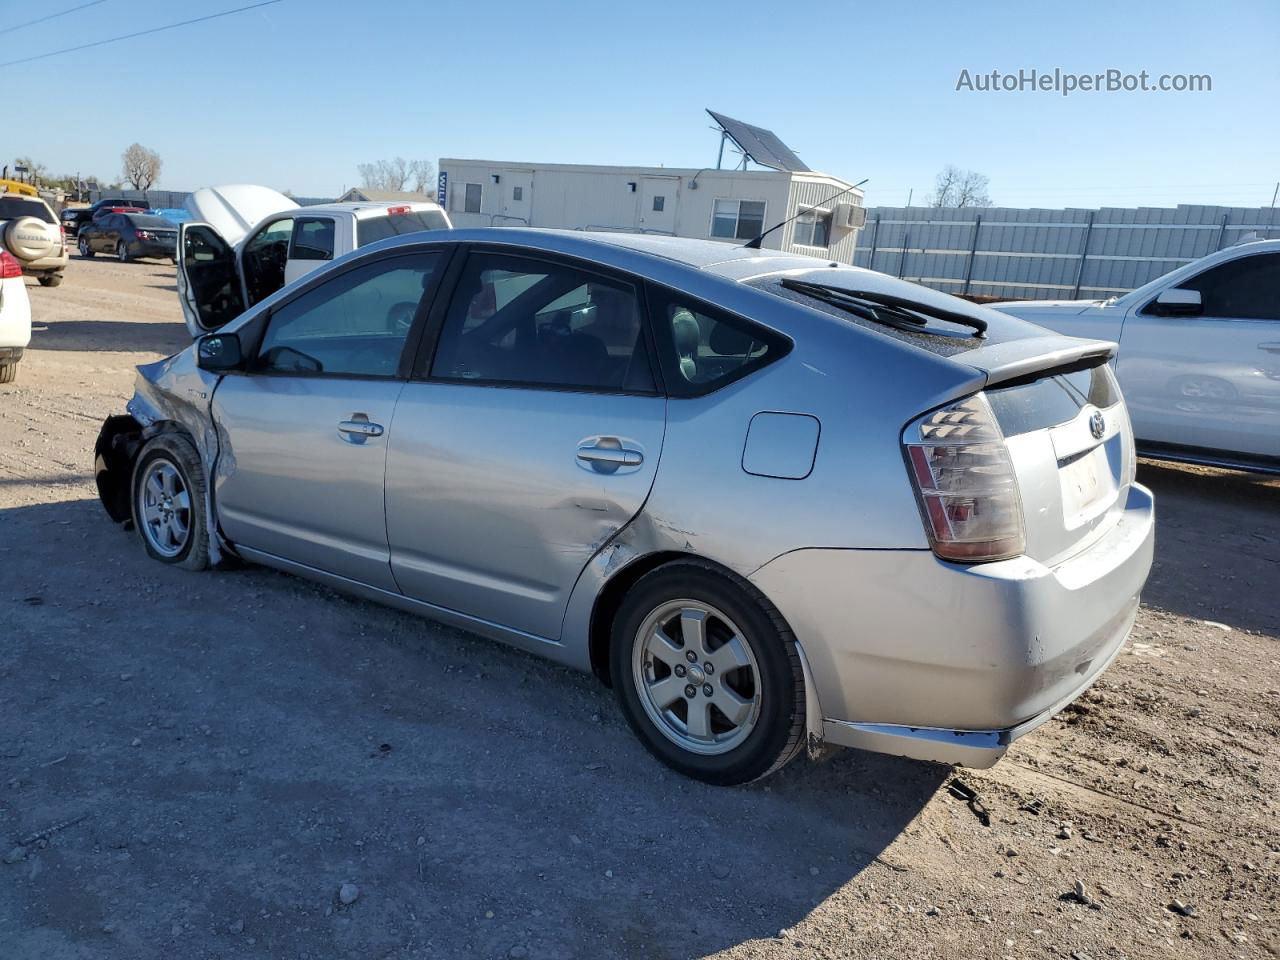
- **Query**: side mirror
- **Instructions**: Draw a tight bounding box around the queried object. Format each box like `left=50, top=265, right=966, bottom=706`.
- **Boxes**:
left=1153, top=288, right=1202, bottom=316
left=196, top=332, right=244, bottom=371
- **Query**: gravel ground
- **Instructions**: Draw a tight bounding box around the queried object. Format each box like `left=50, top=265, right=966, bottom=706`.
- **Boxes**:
left=1, top=257, right=1278, bottom=960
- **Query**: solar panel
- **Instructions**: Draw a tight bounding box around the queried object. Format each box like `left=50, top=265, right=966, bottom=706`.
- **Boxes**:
left=707, top=110, right=810, bottom=173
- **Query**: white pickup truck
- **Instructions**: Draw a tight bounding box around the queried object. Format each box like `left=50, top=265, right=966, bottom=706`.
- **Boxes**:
left=990, top=239, right=1280, bottom=473
left=178, top=185, right=451, bottom=336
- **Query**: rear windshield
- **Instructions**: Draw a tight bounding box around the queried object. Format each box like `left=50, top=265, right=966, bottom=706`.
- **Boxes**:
left=126, top=215, right=176, bottom=229
left=0, top=197, right=55, bottom=223
left=357, top=210, right=449, bottom=246
left=988, top=363, right=1121, bottom=437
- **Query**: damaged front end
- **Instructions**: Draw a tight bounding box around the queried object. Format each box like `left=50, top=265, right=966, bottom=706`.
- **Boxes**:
left=93, top=348, right=227, bottom=563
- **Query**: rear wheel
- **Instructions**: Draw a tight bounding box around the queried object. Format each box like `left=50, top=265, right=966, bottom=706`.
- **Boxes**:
left=0, top=363, right=16, bottom=384
left=116, top=241, right=130, bottom=263
left=130, top=433, right=210, bottom=570
left=610, top=562, right=805, bottom=785
left=78, top=237, right=94, bottom=258
left=38, top=272, right=63, bottom=287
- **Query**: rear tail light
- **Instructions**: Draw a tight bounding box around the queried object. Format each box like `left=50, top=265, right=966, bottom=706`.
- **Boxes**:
left=903, top=392, right=1025, bottom=562
left=0, top=251, right=21, bottom=278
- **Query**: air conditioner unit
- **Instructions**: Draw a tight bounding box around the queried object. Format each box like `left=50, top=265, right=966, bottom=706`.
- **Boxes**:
left=834, top=202, right=866, bottom=230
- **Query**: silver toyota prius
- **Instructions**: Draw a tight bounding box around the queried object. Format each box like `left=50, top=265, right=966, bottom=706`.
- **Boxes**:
left=94, top=228, right=1155, bottom=785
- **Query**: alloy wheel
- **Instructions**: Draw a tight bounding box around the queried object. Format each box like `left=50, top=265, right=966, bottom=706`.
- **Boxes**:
left=137, top=458, right=191, bottom=558
left=632, top=600, right=762, bottom=756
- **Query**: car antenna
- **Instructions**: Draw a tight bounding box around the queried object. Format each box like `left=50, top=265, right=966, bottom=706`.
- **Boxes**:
left=742, top=178, right=869, bottom=250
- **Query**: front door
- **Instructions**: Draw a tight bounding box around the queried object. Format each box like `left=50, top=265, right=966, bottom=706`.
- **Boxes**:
left=385, top=249, right=665, bottom=640
left=178, top=222, right=245, bottom=334
left=639, top=177, right=677, bottom=234
left=1118, top=250, right=1280, bottom=458
left=212, top=250, right=446, bottom=588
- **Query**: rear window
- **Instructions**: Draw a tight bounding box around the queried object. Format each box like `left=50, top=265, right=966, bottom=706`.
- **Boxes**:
left=357, top=210, right=449, bottom=246
left=126, top=215, right=176, bottom=229
left=0, top=197, right=55, bottom=223
left=987, top=363, right=1121, bottom=437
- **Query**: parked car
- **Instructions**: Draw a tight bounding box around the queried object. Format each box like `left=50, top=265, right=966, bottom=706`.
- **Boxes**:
left=0, top=191, right=69, bottom=286
left=94, top=229, right=1154, bottom=784
left=78, top=213, right=179, bottom=263
left=61, top=198, right=142, bottom=237
left=989, top=239, right=1280, bottom=473
left=0, top=248, right=31, bottom=382
left=177, top=184, right=452, bottom=336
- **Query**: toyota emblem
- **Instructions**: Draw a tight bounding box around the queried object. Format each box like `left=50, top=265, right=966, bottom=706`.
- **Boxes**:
left=1089, top=410, right=1106, bottom=440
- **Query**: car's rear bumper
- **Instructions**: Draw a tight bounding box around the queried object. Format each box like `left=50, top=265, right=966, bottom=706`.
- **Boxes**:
left=748, top=482, right=1155, bottom=767
left=129, top=242, right=177, bottom=260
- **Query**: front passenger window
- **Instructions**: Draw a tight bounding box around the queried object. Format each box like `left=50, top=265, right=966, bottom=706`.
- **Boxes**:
left=255, top=253, right=442, bottom=377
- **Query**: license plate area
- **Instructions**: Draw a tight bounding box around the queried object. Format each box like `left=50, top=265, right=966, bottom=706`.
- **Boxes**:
left=1058, top=443, right=1116, bottom=528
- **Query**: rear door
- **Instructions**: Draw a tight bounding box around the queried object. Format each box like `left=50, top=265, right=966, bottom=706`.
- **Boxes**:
left=384, top=248, right=666, bottom=640
left=178, top=222, right=243, bottom=335
left=212, top=250, right=446, bottom=588
left=1117, top=250, right=1280, bottom=458
left=285, top=215, right=336, bottom=286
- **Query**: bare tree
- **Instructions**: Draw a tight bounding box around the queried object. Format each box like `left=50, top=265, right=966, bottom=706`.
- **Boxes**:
left=357, top=158, right=434, bottom=193
left=121, top=143, right=162, bottom=191
left=926, top=165, right=992, bottom=208
left=409, top=159, right=434, bottom=194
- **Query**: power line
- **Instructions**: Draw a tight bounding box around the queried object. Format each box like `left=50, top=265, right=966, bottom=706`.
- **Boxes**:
left=0, top=0, right=284, bottom=68
left=0, top=0, right=109, bottom=37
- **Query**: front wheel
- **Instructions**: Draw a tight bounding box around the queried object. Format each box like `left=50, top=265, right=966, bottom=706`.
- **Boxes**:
left=610, top=562, right=805, bottom=785
left=116, top=241, right=130, bottom=263
left=130, top=433, right=211, bottom=570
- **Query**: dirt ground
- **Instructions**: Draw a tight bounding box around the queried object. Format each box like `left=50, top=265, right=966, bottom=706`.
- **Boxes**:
left=1, top=256, right=1277, bottom=960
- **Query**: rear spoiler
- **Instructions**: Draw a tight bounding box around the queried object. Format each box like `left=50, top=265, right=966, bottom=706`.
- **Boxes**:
left=955, top=335, right=1116, bottom=389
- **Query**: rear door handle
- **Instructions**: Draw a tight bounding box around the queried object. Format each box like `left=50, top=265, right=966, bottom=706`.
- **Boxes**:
left=1259, top=342, right=1280, bottom=354
left=576, top=438, right=643, bottom=473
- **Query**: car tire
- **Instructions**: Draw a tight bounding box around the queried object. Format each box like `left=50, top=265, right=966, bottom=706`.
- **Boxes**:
left=609, top=561, right=806, bottom=785
left=130, top=432, right=211, bottom=571
left=38, top=273, right=63, bottom=287
left=116, top=241, right=130, bottom=263
left=78, top=237, right=94, bottom=258
left=0, top=363, right=16, bottom=384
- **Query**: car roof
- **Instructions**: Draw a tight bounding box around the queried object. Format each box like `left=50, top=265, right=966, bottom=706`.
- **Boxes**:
left=291, top=200, right=446, bottom=220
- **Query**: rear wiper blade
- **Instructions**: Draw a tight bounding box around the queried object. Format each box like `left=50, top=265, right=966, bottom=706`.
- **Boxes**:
left=781, top=279, right=988, bottom=339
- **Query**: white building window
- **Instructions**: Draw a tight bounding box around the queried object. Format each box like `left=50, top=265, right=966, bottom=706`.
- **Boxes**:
left=710, top=199, right=766, bottom=240
left=792, top=210, right=832, bottom=248
left=464, top=183, right=483, bottom=214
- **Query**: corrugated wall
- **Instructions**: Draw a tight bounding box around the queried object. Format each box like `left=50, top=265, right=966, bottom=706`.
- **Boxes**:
left=853, top=205, right=1280, bottom=299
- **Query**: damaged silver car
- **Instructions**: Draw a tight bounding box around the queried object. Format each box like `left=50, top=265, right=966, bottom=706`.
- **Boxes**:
left=95, top=229, right=1155, bottom=784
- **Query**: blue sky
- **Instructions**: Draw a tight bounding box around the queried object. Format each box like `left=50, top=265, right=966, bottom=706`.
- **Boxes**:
left=7, top=0, right=1278, bottom=209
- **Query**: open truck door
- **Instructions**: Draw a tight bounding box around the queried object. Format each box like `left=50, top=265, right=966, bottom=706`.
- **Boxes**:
left=178, top=222, right=244, bottom=336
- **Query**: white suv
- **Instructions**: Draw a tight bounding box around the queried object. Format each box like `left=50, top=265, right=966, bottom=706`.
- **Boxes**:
left=0, top=192, right=68, bottom=287
left=0, top=248, right=32, bottom=383
left=177, top=185, right=452, bottom=336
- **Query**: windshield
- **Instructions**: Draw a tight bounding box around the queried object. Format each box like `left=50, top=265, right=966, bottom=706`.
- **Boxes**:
left=0, top=197, right=55, bottom=223
left=357, top=210, right=450, bottom=246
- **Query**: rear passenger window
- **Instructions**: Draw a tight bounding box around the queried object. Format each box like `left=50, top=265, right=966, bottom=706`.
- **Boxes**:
left=429, top=253, right=654, bottom=392
left=291, top=217, right=335, bottom=261
left=647, top=287, right=788, bottom=396
left=255, top=253, right=442, bottom=378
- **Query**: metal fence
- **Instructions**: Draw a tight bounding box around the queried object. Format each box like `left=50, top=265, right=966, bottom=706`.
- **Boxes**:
left=853, top=204, right=1280, bottom=300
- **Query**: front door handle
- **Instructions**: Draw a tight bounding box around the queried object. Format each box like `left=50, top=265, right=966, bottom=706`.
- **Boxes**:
left=338, top=415, right=384, bottom=443
left=576, top=437, right=643, bottom=474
